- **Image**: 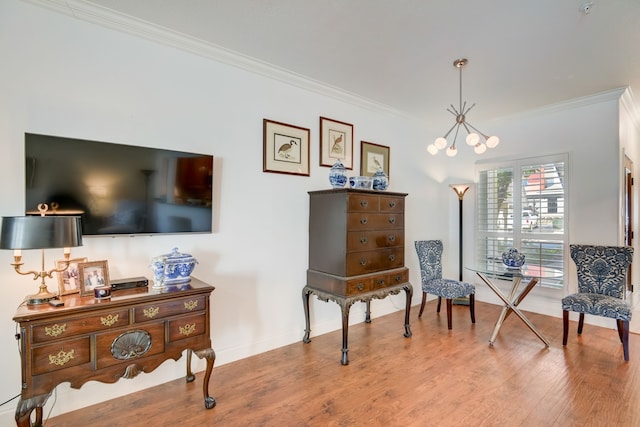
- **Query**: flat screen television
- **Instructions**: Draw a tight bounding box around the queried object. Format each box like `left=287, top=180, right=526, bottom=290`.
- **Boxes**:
left=25, top=133, right=213, bottom=236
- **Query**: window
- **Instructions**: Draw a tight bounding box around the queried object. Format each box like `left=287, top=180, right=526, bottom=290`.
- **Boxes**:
left=475, top=154, right=567, bottom=288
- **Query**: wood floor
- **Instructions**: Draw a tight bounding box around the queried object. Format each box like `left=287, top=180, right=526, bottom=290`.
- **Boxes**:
left=46, top=300, right=640, bottom=427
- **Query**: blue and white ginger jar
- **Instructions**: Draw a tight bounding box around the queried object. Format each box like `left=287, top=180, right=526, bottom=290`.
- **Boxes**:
left=329, top=160, right=347, bottom=188
left=372, top=169, right=388, bottom=191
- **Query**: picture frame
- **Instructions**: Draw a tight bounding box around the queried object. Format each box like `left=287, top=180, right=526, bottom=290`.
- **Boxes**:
left=360, top=141, right=390, bottom=177
left=320, top=116, right=353, bottom=169
left=56, top=257, right=88, bottom=296
left=263, top=119, right=310, bottom=176
left=78, top=260, right=110, bottom=296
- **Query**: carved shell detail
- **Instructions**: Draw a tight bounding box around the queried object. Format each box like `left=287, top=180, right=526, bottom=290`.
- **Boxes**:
left=110, top=330, right=152, bottom=360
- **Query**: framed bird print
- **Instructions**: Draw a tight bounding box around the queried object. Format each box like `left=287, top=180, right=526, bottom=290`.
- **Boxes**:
left=263, top=119, right=310, bottom=176
left=360, top=141, right=389, bottom=177
left=320, top=116, right=353, bottom=169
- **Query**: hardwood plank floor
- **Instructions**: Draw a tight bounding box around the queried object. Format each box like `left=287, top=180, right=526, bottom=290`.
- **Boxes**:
left=46, top=301, right=640, bottom=427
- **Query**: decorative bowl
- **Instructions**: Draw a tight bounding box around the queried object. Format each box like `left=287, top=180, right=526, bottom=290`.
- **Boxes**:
left=349, top=176, right=372, bottom=190
left=150, top=247, right=198, bottom=287
left=502, top=247, right=525, bottom=269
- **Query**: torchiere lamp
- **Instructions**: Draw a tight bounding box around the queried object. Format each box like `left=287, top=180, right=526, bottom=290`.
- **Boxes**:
left=450, top=184, right=471, bottom=305
left=0, top=204, right=83, bottom=305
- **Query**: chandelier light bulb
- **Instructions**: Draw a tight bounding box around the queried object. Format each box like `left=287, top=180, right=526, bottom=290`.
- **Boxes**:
left=474, top=143, right=487, bottom=154
left=466, top=133, right=480, bottom=146
left=486, top=135, right=500, bottom=148
left=446, top=146, right=457, bottom=157
left=434, top=137, right=447, bottom=150
left=427, top=144, right=439, bottom=155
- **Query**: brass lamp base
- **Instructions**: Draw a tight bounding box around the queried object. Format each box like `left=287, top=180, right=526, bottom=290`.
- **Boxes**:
left=25, top=288, right=58, bottom=305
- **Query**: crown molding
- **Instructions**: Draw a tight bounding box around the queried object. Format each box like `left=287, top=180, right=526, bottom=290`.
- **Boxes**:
left=620, top=87, right=640, bottom=132
left=23, top=0, right=413, bottom=120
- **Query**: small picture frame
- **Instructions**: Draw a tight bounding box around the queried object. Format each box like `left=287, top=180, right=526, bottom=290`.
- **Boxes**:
left=56, top=257, right=88, bottom=296
left=263, top=119, right=310, bottom=176
left=320, top=116, right=353, bottom=169
left=78, top=260, right=110, bottom=296
left=360, top=141, right=390, bottom=177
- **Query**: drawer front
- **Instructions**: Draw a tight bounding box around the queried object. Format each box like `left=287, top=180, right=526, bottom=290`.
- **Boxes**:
left=346, top=248, right=405, bottom=276
left=374, top=268, right=410, bottom=290
left=379, top=196, right=405, bottom=213
left=345, top=277, right=372, bottom=295
left=133, top=295, right=206, bottom=323
left=95, top=321, right=166, bottom=369
left=32, top=337, right=91, bottom=375
left=347, top=194, right=379, bottom=212
left=347, top=230, right=404, bottom=252
left=168, top=313, right=207, bottom=342
left=347, top=213, right=404, bottom=231
left=32, top=309, right=130, bottom=343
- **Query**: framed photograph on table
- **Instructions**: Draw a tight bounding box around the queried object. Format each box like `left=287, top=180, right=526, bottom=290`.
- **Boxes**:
left=320, top=116, right=353, bottom=169
left=263, top=119, right=310, bottom=176
left=78, top=260, right=110, bottom=296
left=56, top=257, right=88, bottom=296
left=360, top=141, right=390, bottom=177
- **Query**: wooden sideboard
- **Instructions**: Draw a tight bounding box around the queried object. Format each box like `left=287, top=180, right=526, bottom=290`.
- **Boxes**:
left=12, top=277, right=216, bottom=427
left=303, top=188, right=412, bottom=365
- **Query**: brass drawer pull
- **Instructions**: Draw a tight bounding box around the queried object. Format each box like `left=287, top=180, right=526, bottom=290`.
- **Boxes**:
left=388, top=216, right=396, bottom=224
left=388, top=200, right=396, bottom=208
left=359, top=199, right=368, bottom=208
left=359, top=258, right=367, bottom=266
left=360, top=237, right=368, bottom=244
left=45, top=324, right=67, bottom=338
left=184, top=300, right=198, bottom=311
left=360, top=217, right=368, bottom=225
left=179, top=323, right=197, bottom=336
left=101, top=314, right=119, bottom=327
left=388, top=234, right=395, bottom=242
left=143, top=306, right=160, bottom=318
left=394, top=274, right=403, bottom=282
left=49, top=349, right=75, bottom=366
left=356, top=282, right=365, bottom=291
left=388, top=254, right=396, bottom=262
left=376, top=279, right=385, bottom=286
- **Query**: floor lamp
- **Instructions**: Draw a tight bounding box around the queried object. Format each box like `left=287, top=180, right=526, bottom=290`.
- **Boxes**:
left=450, top=184, right=470, bottom=305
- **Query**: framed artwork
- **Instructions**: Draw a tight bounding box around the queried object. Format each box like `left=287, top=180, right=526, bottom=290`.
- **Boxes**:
left=360, top=141, right=390, bottom=177
left=78, top=260, right=110, bottom=296
left=319, top=116, right=353, bottom=169
left=56, top=257, right=88, bottom=296
left=263, top=119, right=310, bottom=176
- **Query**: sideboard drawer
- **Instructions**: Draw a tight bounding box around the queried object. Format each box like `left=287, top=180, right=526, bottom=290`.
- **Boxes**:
left=346, top=248, right=404, bottom=276
left=31, top=309, right=130, bottom=343
left=32, top=337, right=91, bottom=375
left=133, top=295, right=206, bottom=323
left=347, top=194, right=379, bottom=212
left=95, top=321, right=166, bottom=369
left=379, top=196, right=404, bottom=213
left=347, top=230, right=404, bottom=252
left=168, top=313, right=207, bottom=342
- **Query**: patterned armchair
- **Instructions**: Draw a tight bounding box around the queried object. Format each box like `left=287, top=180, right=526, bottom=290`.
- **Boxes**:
left=563, top=245, right=634, bottom=361
left=414, top=240, right=475, bottom=329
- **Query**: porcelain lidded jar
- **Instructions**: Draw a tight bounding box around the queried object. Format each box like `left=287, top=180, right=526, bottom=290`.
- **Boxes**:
left=329, top=160, right=347, bottom=188
left=502, top=247, right=525, bottom=269
left=372, top=168, right=388, bottom=191
left=150, top=247, right=198, bottom=288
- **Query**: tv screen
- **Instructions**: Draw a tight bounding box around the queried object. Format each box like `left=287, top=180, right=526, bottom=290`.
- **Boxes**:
left=25, top=133, right=213, bottom=236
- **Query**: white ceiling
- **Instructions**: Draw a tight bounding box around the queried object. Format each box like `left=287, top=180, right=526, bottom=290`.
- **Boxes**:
left=33, top=0, right=640, bottom=125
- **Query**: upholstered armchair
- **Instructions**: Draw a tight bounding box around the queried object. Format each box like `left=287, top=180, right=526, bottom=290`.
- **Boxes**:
left=563, top=244, right=634, bottom=361
left=414, top=240, right=475, bottom=329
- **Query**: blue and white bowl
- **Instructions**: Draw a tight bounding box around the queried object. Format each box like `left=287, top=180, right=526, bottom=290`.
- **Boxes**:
left=502, top=247, right=525, bottom=269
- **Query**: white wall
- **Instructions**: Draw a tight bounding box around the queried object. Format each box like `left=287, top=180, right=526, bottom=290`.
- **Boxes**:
left=0, top=1, right=636, bottom=423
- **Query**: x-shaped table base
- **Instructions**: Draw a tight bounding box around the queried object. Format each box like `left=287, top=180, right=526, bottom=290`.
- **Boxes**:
left=475, top=271, right=550, bottom=347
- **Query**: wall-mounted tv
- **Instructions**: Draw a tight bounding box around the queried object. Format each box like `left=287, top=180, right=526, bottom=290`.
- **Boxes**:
left=25, top=133, right=213, bottom=236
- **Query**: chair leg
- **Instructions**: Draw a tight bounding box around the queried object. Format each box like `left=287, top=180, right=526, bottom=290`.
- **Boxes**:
left=562, top=310, right=569, bottom=346
left=437, top=296, right=442, bottom=313
left=418, top=292, right=427, bottom=318
left=577, top=313, right=585, bottom=334
left=446, top=298, right=453, bottom=330
left=616, top=319, right=624, bottom=343
left=620, top=320, right=630, bottom=362
left=469, top=294, right=475, bottom=324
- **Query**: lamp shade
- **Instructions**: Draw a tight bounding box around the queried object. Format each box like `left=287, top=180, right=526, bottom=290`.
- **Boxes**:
left=0, top=216, right=83, bottom=250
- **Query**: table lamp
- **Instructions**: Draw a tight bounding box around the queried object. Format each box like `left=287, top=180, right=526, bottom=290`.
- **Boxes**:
left=0, top=205, right=83, bottom=305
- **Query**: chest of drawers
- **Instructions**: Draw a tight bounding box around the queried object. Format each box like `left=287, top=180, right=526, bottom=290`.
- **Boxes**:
left=13, top=278, right=215, bottom=427
left=303, top=189, right=412, bottom=364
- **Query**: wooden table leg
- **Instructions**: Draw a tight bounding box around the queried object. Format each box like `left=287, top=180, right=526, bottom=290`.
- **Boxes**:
left=302, top=286, right=312, bottom=343
left=15, top=393, right=50, bottom=427
left=340, top=301, right=352, bottom=365
left=193, top=347, right=216, bottom=409
left=403, top=284, right=413, bottom=337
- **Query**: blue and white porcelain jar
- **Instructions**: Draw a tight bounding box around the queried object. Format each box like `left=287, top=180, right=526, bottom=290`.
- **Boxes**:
left=150, top=247, right=198, bottom=287
left=329, top=160, right=347, bottom=188
left=372, top=168, right=388, bottom=191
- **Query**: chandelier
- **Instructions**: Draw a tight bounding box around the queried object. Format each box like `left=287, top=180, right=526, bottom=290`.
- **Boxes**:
left=427, top=58, right=499, bottom=157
